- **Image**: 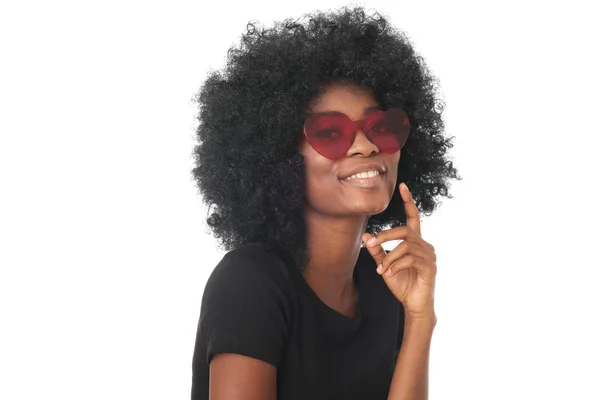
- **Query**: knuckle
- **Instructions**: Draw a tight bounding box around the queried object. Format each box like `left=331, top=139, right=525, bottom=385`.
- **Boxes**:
left=399, top=240, right=411, bottom=252
left=385, top=262, right=395, bottom=276
left=380, top=258, right=389, bottom=268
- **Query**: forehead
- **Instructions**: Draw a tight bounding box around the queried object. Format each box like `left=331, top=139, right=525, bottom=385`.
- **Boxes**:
left=309, top=83, right=380, bottom=118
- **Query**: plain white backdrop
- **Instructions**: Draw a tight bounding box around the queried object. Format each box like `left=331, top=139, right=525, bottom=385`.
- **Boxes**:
left=1, top=0, right=599, bottom=399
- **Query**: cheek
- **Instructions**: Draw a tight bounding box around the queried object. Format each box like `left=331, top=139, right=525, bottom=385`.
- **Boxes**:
left=304, top=159, right=336, bottom=189
left=301, top=151, right=340, bottom=204
left=386, top=152, right=401, bottom=178
left=384, top=153, right=401, bottom=193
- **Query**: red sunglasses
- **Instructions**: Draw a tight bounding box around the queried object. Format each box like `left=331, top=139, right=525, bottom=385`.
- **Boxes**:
left=303, top=107, right=410, bottom=159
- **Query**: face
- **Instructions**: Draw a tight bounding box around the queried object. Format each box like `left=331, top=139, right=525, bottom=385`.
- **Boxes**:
left=299, top=83, right=401, bottom=217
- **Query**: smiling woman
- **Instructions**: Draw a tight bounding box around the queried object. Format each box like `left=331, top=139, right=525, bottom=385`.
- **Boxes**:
left=190, top=5, right=460, bottom=400
left=299, top=84, right=401, bottom=216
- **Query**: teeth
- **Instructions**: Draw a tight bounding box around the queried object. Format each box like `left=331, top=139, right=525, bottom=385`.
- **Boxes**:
left=345, top=170, right=380, bottom=180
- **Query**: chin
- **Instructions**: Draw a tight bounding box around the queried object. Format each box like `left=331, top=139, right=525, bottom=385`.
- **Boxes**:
left=345, top=199, right=390, bottom=216
left=364, top=204, right=389, bottom=216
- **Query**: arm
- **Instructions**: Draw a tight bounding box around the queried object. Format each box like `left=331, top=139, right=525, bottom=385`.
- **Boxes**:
left=196, top=244, right=291, bottom=400
left=210, top=353, right=277, bottom=400
left=361, top=184, right=438, bottom=400
left=387, top=315, right=436, bottom=400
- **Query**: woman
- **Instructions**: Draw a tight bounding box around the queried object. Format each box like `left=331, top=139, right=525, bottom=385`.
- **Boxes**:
left=190, top=6, right=459, bottom=400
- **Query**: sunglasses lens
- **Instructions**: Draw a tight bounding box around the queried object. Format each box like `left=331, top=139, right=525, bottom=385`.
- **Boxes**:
left=365, top=108, right=410, bottom=153
left=304, top=108, right=410, bottom=159
left=304, top=114, right=353, bottom=159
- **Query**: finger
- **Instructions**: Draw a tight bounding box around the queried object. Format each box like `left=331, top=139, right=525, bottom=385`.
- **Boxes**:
left=362, top=232, right=388, bottom=268
left=385, top=256, right=437, bottom=280
left=377, top=241, right=435, bottom=276
left=400, top=183, right=421, bottom=236
left=365, top=226, right=423, bottom=248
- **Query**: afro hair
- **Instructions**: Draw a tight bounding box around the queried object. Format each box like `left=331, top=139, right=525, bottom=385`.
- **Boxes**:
left=191, top=6, right=460, bottom=270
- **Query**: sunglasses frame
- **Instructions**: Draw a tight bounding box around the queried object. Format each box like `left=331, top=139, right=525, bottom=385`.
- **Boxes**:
left=302, top=107, right=410, bottom=160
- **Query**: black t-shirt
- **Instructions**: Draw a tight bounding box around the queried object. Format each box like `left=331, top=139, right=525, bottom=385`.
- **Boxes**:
left=191, top=242, right=405, bottom=400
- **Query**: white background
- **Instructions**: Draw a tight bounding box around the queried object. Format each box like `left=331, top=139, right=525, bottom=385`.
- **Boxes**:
left=1, top=0, right=599, bottom=399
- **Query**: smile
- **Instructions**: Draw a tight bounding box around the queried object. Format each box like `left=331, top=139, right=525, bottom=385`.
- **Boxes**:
left=340, top=171, right=385, bottom=188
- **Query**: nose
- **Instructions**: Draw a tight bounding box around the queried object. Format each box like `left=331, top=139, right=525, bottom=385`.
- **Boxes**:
left=346, top=129, right=379, bottom=157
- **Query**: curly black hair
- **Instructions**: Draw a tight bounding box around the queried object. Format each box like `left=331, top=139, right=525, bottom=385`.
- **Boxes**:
left=191, top=6, right=460, bottom=270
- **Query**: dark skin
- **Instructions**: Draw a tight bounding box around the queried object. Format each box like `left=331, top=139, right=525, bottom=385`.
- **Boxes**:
left=210, top=83, right=437, bottom=400
left=299, top=83, right=401, bottom=318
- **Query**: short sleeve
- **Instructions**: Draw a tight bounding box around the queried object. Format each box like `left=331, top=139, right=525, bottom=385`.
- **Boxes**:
left=198, top=244, right=291, bottom=367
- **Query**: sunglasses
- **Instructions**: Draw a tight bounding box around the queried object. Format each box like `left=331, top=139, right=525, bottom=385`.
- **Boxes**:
left=303, top=107, right=411, bottom=159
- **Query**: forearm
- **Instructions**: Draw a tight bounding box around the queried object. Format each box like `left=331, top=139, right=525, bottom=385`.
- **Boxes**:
left=387, top=315, right=436, bottom=400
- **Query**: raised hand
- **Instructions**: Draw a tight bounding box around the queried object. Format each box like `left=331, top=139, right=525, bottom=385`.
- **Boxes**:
left=362, top=183, right=437, bottom=321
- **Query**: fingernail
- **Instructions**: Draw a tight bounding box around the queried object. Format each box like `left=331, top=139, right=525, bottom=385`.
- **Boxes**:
left=367, top=237, right=377, bottom=247
left=385, top=268, right=393, bottom=276
left=377, top=264, right=383, bottom=274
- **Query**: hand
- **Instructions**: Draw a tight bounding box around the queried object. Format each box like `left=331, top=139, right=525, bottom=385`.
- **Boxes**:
left=362, top=183, right=437, bottom=321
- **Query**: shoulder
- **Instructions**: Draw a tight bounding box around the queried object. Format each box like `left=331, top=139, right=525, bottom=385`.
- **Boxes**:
left=198, top=242, right=294, bottom=367
left=211, top=241, right=291, bottom=280
left=203, top=242, right=293, bottom=302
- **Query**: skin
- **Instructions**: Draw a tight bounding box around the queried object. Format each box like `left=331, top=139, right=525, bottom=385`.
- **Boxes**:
left=363, top=183, right=437, bottom=399
left=298, top=82, right=401, bottom=317
left=210, top=83, right=438, bottom=400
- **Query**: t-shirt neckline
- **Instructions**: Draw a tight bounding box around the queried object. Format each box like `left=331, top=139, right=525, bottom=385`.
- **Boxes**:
left=288, top=249, right=367, bottom=332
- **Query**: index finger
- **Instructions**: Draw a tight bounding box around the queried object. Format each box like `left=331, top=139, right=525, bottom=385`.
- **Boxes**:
left=400, top=182, right=421, bottom=236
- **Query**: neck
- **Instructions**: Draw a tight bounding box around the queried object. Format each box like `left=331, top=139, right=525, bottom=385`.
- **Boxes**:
left=301, top=205, right=368, bottom=314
